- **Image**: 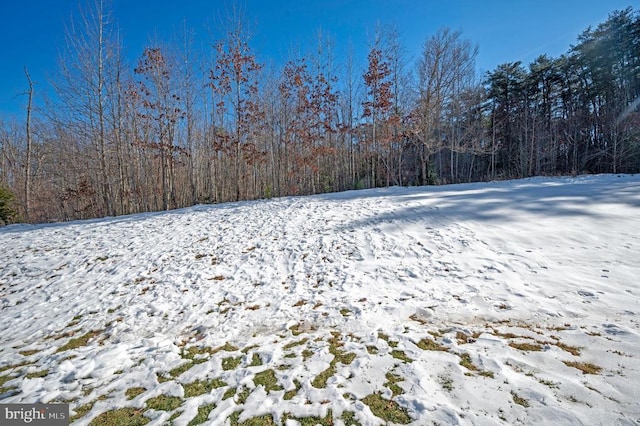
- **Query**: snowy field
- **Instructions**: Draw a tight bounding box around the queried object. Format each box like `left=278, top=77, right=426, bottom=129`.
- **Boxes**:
left=1, top=174, right=639, bottom=425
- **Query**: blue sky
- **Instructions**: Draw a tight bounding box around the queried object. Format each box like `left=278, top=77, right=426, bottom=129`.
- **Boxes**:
left=0, top=0, right=634, bottom=117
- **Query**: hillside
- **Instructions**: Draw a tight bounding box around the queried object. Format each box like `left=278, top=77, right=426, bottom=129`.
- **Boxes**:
left=1, top=174, right=639, bottom=425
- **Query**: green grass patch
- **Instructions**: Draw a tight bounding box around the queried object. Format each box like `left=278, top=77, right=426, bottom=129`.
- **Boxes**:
left=340, top=308, right=351, bottom=316
left=512, top=391, right=530, bottom=407
left=125, top=387, right=146, bottom=400
left=168, top=411, right=182, bottom=424
left=71, top=401, right=95, bottom=422
left=249, top=353, right=262, bottom=366
left=222, top=388, right=236, bottom=400
left=56, top=330, right=102, bottom=353
left=145, top=395, right=183, bottom=411
left=378, top=332, right=399, bottom=348
left=509, top=342, right=543, bottom=352
left=241, top=344, right=259, bottom=354
left=222, top=356, right=243, bottom=370
left=458, top=353, right=478, bottom=371
left=0, top=362, right=29, bottom=374
left=283, top=409, right=333, bottom=425
left=186, top=403, right=216, bottom=426
left=302, top=349, right=313, bottom=361
left=88, top=407, right=148, bottom=426
left=182, top=346, right=214, bottom=360
left=341, top=411, right=362, bottom=426
left=563, top=361, right=602, bottom=374
left=416, top=337, right=448, bottom=351
left=25, top=369, right=48, bottom=379
left=253, top=369, right=282, bottom=392
left=289, top=324, right=303, bottom=336
left=385, top=371, right=404, bottom=396
left=366, top=345, right=378, bottom=355
left=229, top=411, right=277, bottom=426
left=236, top=386, right=251, bottom=404
left=391, top=350, right=413, bottom=363
left=167, top=361, right=195, bottom=379
left=18, top=349, right=40, bottom=357
left=183, top=378, right=227, bottom=398
left=312, top=366, right=335, bottom=388
left=361, top=393, right=411, bottom=424
left=283, top=379, right=301, bottom=400
left=283, top=338, right=308, bottom=350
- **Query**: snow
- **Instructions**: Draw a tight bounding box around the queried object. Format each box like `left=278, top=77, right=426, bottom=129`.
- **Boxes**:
left=1, top=174, right=639, bottom=425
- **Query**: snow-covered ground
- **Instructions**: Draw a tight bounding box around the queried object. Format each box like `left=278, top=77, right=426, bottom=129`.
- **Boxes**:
left=1, top=174, right=639, bottom=425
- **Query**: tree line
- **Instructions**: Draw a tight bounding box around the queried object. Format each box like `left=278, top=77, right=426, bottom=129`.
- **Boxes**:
left=1, top=2, right=638, bottom=224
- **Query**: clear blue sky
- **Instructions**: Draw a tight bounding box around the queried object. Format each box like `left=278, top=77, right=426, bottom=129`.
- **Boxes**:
left=0, top=0, right=634, bottom=117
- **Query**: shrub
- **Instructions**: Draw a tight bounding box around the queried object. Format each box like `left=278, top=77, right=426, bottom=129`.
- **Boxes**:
left=0, top=186, right=17, bottom=225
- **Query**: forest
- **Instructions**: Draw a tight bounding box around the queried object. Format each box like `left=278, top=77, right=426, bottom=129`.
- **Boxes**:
left=0, top=4, right=638, bottom=224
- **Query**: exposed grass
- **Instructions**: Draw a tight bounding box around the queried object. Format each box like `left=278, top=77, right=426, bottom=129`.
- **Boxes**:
left=509, top=342, right=543, bottom=352
left=439, top=374, right=454, bottom=392
left=366, top=345, right=379, bottom=355
left=160, top=361, right=195, bottom=381
left=293, top=300, right=307, bottom=307
left=563, top=361, right=602, bottom=374
left=168, top=411, right=182, bottom=424
left=125, top=387, right=146, bottom=400
left=253, top=369, right=282, bottom=392
left=312, top=366, right=335, bottom=388
left=302, top=349, right=313, bottom=361
left=378, top=332, right=399, bottom=348
left=361, top=393, right=411, bottom=424
left=241, top=344, right=259, bottom=354
left=223, top=387, right=236, bottom=400
left=222, top=356, right=243, bottom=371
left=283, top=338, right=309, bottom=350
left=88, top=408, right=149, bottom=426
left=228, top=412, right=277, bottom=426
left=145, top=395, right=183, bottom=411
left=56, top=330, right=102, bottom=353
left=385, top=371, right=404, bottom=396
left=512, top=391, right=530, bottom=407
left=249, top=353, right=263, bottom=366
left=554, top=342, right=582, bottom=356
left=409, top=313, right=428, bottom=325
left=289, top=324, right=303, bottom=336
left=236, top=386, right=251, bottom=404
left=478, top=370, right=495, bottom=378
left=0, top=362, right=29, bottom=374
left=416, top=337, right=448, bottom=351
left=186, top=403, right=216, bottom=426
left=71, top=401, right=95, bottom=422
left=391, top=350, right=413, bottom=363
left=283, top=409, right=333, bottom=425
left=283, top=379, right=301, bottom=400
left=341, top=411, right=362, bottom=426
left=25, top=369, right=49, bottom=379
left=18, top=349, right=41, bottom=357
left=458, top=352, right=478, bottom=371
left=340, top=308, right=351, bottom=317
left=183, top=378, right=228, bottom=397
left=539, top=378, right=559, bottom=388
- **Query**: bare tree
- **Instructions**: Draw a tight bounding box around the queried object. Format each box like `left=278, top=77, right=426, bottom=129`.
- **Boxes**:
left=23, top=67, right=34, bottom=222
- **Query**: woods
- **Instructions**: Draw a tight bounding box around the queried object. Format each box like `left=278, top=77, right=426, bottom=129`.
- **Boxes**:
left=1, top=4, right=639, bottom=224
